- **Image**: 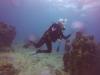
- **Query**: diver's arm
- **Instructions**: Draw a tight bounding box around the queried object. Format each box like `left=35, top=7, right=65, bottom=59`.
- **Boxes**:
left=59, top=30, right=72, bottom=40
left=63, top=34, right=72, bottom=39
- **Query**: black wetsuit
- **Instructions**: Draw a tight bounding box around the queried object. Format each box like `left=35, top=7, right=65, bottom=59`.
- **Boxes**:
left=33, top=23, right=71, bottom=53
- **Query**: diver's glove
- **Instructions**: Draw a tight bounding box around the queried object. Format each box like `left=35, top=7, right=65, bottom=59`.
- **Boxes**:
left=64, top=34, right=72, bottom=40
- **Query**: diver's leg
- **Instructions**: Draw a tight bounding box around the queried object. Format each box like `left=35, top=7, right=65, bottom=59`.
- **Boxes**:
left=32, top=37, right=45, bottom=48
left=45, top=41, right=52, bottom=53
left=36, top=39, right=52, bottom=53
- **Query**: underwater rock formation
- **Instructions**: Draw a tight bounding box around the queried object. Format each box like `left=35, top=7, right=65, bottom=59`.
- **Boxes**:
left=0, top=22, right=16, bottom=51
left=63, top=31, right=98, bottom=75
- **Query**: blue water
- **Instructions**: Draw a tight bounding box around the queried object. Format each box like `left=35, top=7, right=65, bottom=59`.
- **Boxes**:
left=0, top=0, right=100, bottom=43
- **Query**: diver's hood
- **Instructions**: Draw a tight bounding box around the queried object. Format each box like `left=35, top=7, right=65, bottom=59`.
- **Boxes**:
left=58, top=18, right=67, bottom=24
left=57, top=18, right=67, bottom=30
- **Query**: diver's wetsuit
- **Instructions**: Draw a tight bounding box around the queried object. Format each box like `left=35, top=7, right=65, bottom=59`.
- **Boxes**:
left=32, top=23, right=71, bottom=53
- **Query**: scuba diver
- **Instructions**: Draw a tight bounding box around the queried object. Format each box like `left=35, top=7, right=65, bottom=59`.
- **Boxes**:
left=24, top=18, right=71, bottom=53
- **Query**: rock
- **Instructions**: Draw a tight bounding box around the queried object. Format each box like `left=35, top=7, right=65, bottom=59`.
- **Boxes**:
left=0, top=22, right=16, bottom=52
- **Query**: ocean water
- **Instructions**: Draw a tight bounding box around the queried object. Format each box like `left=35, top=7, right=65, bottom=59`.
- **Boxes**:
left=0, top=0, right=100, bottom=49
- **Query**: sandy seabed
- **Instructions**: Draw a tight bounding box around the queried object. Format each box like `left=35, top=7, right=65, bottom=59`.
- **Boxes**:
left=0, top=44, right=69, bottom=75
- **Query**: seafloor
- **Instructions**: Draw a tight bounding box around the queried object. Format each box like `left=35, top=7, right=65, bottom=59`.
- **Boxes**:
left=0, top=44, right=68, bottom=75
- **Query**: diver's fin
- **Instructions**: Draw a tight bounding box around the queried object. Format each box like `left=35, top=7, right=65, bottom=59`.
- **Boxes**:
left=30, top=50, right=38, bottom=56
left=31, top=49, right=43, bottom=55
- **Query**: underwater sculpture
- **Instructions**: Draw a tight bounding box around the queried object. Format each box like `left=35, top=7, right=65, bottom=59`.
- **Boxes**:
left=24, top=19, right=71, bottom=53
left=0, top=22, right=16, bottom=51
left=63, top=31, right=97, bottom=75
left=69, top=31, right=88, bottom=75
